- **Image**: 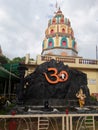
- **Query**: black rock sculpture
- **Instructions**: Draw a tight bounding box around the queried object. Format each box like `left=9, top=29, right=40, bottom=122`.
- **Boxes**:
left=22, top=59, right=90, bottom=106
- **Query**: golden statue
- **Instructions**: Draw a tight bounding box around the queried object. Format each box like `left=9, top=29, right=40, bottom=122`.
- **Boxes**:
left=76, top=88, right=86, bottom=108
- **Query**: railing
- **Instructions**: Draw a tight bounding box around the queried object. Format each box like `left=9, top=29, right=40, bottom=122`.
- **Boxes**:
left=41, top=55, right=76, bottom=63
left=41, top=55, right=98, bottom=65
left=79, top=59, right=98, bottom=65
left=56, top=57, right=75, bottom=63
left=0, top=113, right=98, bottom=130
left=41, top=56, right=53, bottom=62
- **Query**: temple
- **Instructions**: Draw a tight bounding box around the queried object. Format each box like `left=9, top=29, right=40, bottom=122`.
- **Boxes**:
left=25, top=8, right=98, bottom=98
left=0, top=6, right=98, bottom=130
left=42, top=8, right=77, bottom=57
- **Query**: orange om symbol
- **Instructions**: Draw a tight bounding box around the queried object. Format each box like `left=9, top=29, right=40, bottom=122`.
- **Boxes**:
left=44, top=68, right=68, bottom=84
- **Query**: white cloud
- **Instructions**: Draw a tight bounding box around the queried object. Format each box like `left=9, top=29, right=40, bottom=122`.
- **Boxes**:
left=0, top=8, right=8, bottom=21
left=35, top=15, right=40, bottom=20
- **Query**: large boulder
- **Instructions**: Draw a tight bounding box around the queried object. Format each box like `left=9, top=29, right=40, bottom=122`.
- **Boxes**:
left=23, top=59, right=90, bottom=105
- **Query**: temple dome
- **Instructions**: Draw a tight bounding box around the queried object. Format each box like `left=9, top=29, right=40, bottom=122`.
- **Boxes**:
left=41, top=8, right=78, bottom=57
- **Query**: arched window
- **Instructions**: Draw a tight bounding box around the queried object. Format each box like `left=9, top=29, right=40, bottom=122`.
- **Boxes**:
left=62, top=28, right=65, bottom=33
left=60, top=18, right=64, bottom=24
left=62, top=41, right=66, bottom=46
left=52, top=18, right=56, bottom=24
left=60, top=37, right=68, bottom=48
left=50, top=29, right=54, bottom=34
left=48, top=38, right=54, bottom=48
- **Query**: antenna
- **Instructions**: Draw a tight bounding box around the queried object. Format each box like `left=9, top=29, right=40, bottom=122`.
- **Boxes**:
left=55, top=0, right=60, bottom=10
left=55, top=0, right=62, bottom=12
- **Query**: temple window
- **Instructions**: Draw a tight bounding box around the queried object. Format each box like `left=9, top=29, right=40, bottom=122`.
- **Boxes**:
left=52, top=19, right=56, bottom=24
left=48, top=38, right=54, bottom=48
left=49, top=41, right=53, bottom=46
left=61, top=37, right=68, bottom=48
left=50, top=29, right=54, bottom=34
left=62, top=41, right=66, bottom=46
left=62, top=28, right=65, bottom=33
left=60, top=18, right=64, bottom=24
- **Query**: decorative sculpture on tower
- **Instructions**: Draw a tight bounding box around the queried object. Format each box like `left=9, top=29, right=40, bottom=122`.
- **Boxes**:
left=41, top=8, right=78, bottom=57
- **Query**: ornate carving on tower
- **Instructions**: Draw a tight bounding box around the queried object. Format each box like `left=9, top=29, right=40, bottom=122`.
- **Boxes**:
left=41, top=8, right=78, bottom=57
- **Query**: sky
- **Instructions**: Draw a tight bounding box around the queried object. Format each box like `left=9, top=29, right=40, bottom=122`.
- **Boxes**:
left=0, top=0, right=98, bottom=60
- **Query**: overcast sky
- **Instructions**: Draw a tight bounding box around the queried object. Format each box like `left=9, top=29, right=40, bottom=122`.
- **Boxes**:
left=0, top=0, right=98, bottom=60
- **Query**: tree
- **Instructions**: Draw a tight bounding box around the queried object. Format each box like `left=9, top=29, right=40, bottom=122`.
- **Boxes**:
left=0, top=56, right=10, bottom=64
left=10, top=57, right=25, bottom=64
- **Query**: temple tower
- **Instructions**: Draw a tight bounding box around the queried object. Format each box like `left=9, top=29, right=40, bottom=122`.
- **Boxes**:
left=41, top=8, right=78, bottom=57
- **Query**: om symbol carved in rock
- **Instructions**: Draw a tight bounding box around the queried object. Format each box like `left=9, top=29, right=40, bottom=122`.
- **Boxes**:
left=44, top=68, right=68, bottom=84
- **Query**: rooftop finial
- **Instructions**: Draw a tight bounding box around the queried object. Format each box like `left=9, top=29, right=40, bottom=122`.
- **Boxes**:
left=58, top=6, right=61, bottom=11
left=55, top=0, right=62, bottom=15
